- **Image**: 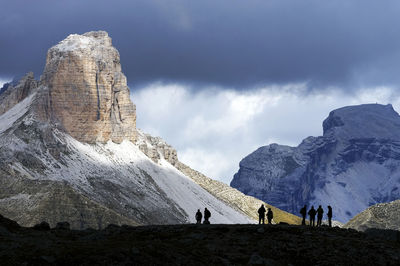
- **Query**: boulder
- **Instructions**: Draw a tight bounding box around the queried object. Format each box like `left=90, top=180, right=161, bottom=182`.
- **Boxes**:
left=33, top=221, right=50, bottom=231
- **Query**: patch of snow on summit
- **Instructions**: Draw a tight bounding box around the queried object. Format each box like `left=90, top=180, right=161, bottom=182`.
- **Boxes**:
left=54, top=34, right=92, bottom=52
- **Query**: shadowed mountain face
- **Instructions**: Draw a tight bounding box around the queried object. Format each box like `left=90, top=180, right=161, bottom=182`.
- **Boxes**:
left=345, top=199, right=400, bottom=232
left=0, top=31, right=302, bottom=229
left=0, top=215, right=399, bottom=265
left=231, top=104, right=400, bottom=223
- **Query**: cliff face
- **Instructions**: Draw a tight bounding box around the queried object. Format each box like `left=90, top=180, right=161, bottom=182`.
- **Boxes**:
left=40, top=31, right=136, bottom=143
left=231, top=104, right=400, bottom=223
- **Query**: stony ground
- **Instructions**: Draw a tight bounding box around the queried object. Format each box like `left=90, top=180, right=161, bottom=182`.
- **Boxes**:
left=1, top=215, right=399, bottom=265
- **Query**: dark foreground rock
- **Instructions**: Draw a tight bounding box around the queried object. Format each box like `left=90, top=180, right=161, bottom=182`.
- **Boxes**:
left=0, top=219, right=399, bottom=265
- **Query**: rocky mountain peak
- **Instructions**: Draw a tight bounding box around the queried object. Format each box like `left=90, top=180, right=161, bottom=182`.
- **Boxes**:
left=232, top=103, right=400, bottom=223
left=44, top=31, right=114, bottom=60
left=39, top=30, right=136, bottom=143
left=322, top=104, right=400, bottom=140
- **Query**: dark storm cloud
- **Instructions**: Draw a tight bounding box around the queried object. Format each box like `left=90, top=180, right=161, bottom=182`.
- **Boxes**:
left=1, top=0, right=400, bottom=89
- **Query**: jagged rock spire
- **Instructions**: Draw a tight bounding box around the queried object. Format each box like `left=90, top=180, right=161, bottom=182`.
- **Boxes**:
left=0, top=72, right=38, bottom=116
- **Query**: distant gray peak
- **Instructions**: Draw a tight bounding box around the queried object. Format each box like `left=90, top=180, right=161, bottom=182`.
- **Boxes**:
left=322, top=103, right=400, bottom=140
left=231, top=103, right=400, bottom=223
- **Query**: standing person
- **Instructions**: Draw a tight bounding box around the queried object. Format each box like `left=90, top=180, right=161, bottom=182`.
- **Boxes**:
left=203, top=208, right=211, bottom=224
left=327, top=206, right=333, bottom=227
left=258, top=204, right=266, bottom=224
left=300, top=205, right=307, bottom=225
left=195, top=209, right=202, bottom=224
left=308, top=206, right=316, bottom=226
left=317, top=205, right=324, bottom=226
left=267, top=208, right=274, bottom=224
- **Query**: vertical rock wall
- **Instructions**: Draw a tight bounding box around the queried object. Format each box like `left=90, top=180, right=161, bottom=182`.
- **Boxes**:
left=40, top=31, right=136, bottom=143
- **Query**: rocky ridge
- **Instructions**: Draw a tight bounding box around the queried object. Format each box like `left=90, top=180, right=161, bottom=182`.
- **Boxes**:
left=137, top=130, right=302, bottom=224
left=344, top=199, right=400, bottom=232
left=231, top=104, right=400, bottom=223
left=0, top=72, right=38, bottom=116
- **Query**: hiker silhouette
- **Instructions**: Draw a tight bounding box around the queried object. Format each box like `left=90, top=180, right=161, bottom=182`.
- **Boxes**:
left=317, top=205, right=324, bottom=226
left=308, top=206, right=316, bottom=226
left=258, top=204, right=266, bottom=224
left=195, top=209, right=202, bottom=224
left=203, top=208, right=211, bottom=224
left=267, top=208, right=273, bottom=224
left=300, top=205, right=307, bottom=225
left=327, top=206, right=333, bottom=227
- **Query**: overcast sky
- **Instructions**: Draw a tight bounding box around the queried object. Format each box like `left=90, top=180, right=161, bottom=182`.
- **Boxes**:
left=2, top=0, right=400, bottom=183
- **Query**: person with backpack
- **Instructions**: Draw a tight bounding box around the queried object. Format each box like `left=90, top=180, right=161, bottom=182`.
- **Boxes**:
left=203, top=208, right=211, bottom=224
left=258, top=204, right=266, bottom=224
left=195, top=209, right=202, bottom=224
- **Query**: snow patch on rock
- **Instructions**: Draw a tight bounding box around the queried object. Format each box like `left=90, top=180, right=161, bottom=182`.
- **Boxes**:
left=0, top=92, right=35, bottom=134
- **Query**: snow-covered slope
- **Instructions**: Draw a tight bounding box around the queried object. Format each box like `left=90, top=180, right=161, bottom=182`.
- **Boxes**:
left=136, top=130, right=303, bottom=225
left=0, top=93, right=35, bottom=134
left=231, top=104, right=400, bottom=223
left=56, top=134, right=253, bottom=225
